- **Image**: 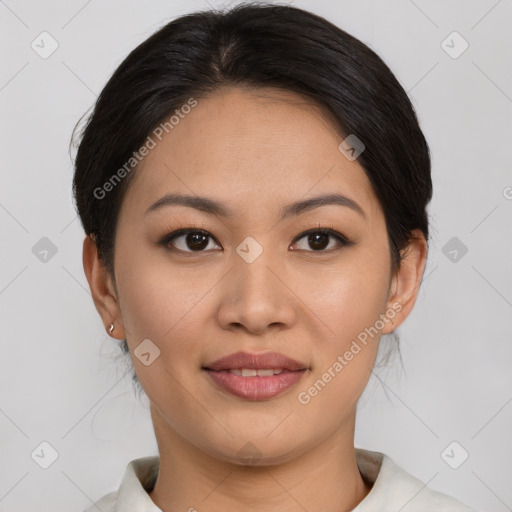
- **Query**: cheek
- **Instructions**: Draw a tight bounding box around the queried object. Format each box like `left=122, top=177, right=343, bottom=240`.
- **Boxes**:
left=297, top=250, right=390, bottom=342
left=117, top=263, right=206, bottom=343
left=114, top=253, right=209, bottom=408
left=292, top=273, right=388, bottom=423
left=296, top=249, right=390, bottom=393
left=114, top=244, right=221, bottom=384
left=113, top=241, right=181, bottom=348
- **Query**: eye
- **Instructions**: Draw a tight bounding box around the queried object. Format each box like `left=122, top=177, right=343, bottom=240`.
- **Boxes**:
left=290, top=228, right=352, bottom=252
left=160, top=229, right=221, bottom=253
left=159, top=226, right=352, bottom=254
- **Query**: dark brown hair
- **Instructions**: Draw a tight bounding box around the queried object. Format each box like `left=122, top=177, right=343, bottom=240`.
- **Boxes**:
left=72, top=2, right=432, bottom=395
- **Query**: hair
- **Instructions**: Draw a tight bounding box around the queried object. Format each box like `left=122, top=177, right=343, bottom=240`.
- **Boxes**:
left=71, top=2, right=432, bottom=397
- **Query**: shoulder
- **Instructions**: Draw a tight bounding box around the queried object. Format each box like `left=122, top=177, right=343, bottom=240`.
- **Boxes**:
left=81, top=456, right=160, bottom=512
left=82, top=491, right=117, bottom=512
left=354, top=448, right=478, bottom=512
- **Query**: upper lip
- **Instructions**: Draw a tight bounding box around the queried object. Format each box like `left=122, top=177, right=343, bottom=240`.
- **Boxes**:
left=203, top=351, right=308, bottom=371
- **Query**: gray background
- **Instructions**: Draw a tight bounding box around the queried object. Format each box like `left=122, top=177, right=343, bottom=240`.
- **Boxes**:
left=0, top=0, right=511, bottom=510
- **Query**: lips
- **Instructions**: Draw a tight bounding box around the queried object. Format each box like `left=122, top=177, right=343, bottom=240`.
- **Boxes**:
left=202, top=351, right=308, bottom=400
left=203, top=351, right=308, bottom=372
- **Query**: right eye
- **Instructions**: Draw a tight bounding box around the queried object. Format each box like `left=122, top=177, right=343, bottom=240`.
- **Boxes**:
left=159, top=229, right=222, bottom=253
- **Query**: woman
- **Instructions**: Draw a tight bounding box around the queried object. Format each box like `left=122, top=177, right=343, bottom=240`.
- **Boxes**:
left=73, top=3, right=476, bottom=511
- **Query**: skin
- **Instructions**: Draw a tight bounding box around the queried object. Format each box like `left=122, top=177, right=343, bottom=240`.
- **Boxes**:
left=83, top=86, right=427, bottom=512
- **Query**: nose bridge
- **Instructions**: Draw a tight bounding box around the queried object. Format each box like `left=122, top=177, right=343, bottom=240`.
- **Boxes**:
left=233, top=237, right=283, bottom=303
left=217, top=237, right=296, bottom=333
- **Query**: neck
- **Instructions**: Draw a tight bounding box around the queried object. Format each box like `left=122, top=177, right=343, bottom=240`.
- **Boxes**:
left=148, top=406, right=371, bottom=512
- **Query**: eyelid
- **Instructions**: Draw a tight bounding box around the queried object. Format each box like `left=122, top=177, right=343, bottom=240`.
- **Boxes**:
left=292, top=227, right=352, bottom=245
left=159, top=228, right=221, bottom=252
left=159, top=225, right=353, bottom=253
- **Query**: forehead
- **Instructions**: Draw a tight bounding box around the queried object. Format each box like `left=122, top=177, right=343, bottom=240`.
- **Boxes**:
left=121, top=86, right=380, bottom=220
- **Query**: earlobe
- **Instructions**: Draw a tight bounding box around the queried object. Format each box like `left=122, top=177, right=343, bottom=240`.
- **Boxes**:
left=381, top=230, right=428, bottom=335
left=82, top=235, right=126, bottom=339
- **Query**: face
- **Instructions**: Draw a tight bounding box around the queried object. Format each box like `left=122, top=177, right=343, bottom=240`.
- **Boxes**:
left=89, top=86, right=424, bottom=465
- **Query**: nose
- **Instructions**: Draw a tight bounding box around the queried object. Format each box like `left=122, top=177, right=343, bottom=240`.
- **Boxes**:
left=216, top=248, right=298, bottom=335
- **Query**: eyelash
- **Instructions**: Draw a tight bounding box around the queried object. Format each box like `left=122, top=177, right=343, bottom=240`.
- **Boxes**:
left=158, top=225, right=353, bottom=254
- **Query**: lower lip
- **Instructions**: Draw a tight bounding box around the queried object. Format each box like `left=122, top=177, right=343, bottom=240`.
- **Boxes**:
left=204, top=369, right=306, bottom=400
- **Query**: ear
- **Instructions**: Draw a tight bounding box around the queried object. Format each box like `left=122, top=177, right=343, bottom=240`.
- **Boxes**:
left=381, top=229, right=428, bottom=335
left=82, top=234, right=126, bottom=339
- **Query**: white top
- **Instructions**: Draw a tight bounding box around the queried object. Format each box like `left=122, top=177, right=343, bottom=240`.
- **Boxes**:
left=83, top=448, right=477, bottom=512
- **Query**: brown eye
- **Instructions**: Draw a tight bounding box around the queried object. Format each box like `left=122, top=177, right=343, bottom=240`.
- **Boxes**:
left=185, top=232, right=210, bottom=250
left=291, top=229, right=351, bottom=252
left=307, top=232, right=330, bottom=250
left=161, top=229, right=220, bottom=252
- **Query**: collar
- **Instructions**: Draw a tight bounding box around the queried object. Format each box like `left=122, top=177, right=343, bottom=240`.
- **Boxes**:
left=113, top=448, right=473, bottom=511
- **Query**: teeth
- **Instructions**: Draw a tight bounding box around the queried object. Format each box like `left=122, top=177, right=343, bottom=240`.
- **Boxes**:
left=228, top=368, right=285, bottom=377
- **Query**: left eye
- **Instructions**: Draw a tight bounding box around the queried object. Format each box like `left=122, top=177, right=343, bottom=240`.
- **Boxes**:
left=160, top=228, right=351, bottom=253
left=291, top=229, right=349, bottom=252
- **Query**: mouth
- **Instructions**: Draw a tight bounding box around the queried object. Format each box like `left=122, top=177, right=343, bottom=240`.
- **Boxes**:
left=202, top=351, right=309, bottom=401
left=202, top=368, right=307, bottom=400
left=206, top=367, right=299, bottom=376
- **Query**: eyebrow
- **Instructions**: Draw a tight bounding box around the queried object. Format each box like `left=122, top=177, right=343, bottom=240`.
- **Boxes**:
left=144, top=192, right=366, bottom=220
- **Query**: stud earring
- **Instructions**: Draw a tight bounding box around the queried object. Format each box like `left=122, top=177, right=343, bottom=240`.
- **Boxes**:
left=109, top=323, right=114, bottom=334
